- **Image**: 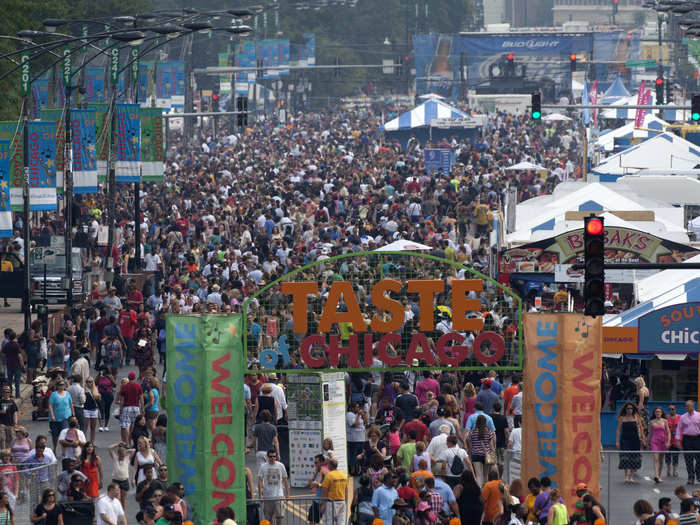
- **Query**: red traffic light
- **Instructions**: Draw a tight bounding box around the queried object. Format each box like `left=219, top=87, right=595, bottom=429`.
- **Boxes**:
left=656, top=77, right=663, bottom=85
left=626, top=32, right=632, bottom=39
left=404, top=56, right=410, bottom=62
left=507, top=53, right=514, bottom=61
left=586, top=218, right=604, bottom=236
left=570, top=54, right=577, bottom=61
left=614, top=0, right=619, bottom=3
left=212, top=94, right=219, bottom=100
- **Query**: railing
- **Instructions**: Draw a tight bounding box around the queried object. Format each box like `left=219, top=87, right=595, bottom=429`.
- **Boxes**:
left=505, top=449, right=700, bottom=525
left=246, top=497, right=339, bottom=525
left=0, top=460, right=59, bottom=525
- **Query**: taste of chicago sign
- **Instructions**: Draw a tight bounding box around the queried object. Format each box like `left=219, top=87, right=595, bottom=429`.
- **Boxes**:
left=250, top=279, right=513, bottom=369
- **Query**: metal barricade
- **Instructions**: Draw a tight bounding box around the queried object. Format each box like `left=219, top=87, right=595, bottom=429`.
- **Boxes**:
left=246, top=497, right=339, bottom=525
left=503, top=449, right=700, bottom=525
left=1, top=460, right=59, bottom=525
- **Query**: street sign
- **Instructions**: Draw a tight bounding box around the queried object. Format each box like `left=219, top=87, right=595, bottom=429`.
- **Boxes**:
left=625, top=59, right=656, bottom=68
left=130, top=46, right=139, bottom=83
left=19, top=51, right=30, bottom=97
left=109, top=47, right=120, bottom=84
left=424, top=148, right=451, bottom=175
left=62, top=46, right=72, bottom=88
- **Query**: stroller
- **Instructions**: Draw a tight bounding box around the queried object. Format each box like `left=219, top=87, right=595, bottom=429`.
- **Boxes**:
left=31, top=367, right=65, bottom=421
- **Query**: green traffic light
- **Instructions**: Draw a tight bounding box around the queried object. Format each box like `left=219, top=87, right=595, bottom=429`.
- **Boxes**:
left=532, top=111, right=541, bottom=120
left=693, top=112, right=700, bottom=121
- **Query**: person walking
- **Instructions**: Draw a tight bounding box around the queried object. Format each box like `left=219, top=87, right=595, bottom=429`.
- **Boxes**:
left=96, top=483, right=126, bottom=525
left=649, top=407, right=671, bottom=484
left=321, top=457, right=348, bottom=525
left=96, top=367, right=116, bottom=432
left=1, top=331, right=23, bottom=399
left=67, top=375, right=86, bottom=432
left=0, top=386, right=18, bottom=450
left=677, top=400, right=700, bottom=485
left=453, top=469, right=483, bottom=525
left=372, top=473, right=399, bottom=525
left=257, top=449, right=289, bottom=525
left=48, top=379, right=74, bottom=451
left=667, top=404, right=682, bottom=478
left=118, top=371, right=143, bottom=444
left=617, top=402, right=645, bottom=484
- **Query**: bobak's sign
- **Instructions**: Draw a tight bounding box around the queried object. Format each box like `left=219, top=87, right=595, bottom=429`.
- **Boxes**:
left=274, top=279, right=510, bottom=369
left=500, top=226, right=699, bottom=274
left=604, top=302, right=700, bottom=355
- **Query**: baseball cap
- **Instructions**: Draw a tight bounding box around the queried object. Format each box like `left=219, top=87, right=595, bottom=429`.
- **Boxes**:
left=128, top=372, right=136, bottom=380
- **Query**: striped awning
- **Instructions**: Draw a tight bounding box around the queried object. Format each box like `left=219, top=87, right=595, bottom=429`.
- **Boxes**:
left=382, top=99, right=468, bottom=131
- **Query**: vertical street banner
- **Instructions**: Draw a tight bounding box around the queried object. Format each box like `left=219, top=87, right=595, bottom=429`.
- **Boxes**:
left=303, top=33, right=316, bottom=65
left=71, top=109, right=98, bottom=194
left=27, top=121, right=57, bottom=211
left=0, top=122, right=24, bottom=211
left=115, top=103, right=140, bottom=183
left=39, top=109, right=66, bottom=194
left=0, top=141, right=13, bottom=237
left=140, top=108, right=164, bottom=182
left=634, top=80, right=646, bottom=128
left=522, top=314, right=602, bottom=510
left=167, top=314, right=246, bottom=525
left=89, top=103, right=110, bottom=182
left=85, top=67, right=106, bottom=103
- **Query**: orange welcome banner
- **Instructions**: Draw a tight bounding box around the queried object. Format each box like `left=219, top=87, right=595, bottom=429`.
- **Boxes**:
left=522, top=314, right=602, bottom=510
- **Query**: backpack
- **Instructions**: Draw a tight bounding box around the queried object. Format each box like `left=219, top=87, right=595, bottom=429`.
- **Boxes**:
left=106, top=341, right=120, bottom=361
left=450, top=452, right=465, bottom=475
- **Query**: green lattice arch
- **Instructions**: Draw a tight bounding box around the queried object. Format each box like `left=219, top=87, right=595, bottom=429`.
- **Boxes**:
left=242, top=251, right=523, bottom=374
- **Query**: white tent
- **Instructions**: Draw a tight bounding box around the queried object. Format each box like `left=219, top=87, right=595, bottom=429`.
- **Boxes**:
left=381, top=99, right=468, bottom=131
left=374, top=239, right=432, bottom=252
left=593, top=132, right=700, bottom=177
left=595, top=113, right=668, bottom=153
left=690, top=216, right=700, bottom=237
left=504, top=161, right=547, bottom=171
left=418, top=93, right=445, bottom=100
left=542, top=113, right=572, bottom=122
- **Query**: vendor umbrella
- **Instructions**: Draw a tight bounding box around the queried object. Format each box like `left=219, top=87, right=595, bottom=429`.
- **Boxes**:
left=373, top=239, right=432, bottom=251
left=504, top=161, right=548, bottom=171
left=541, top=112, right=572, bottom=122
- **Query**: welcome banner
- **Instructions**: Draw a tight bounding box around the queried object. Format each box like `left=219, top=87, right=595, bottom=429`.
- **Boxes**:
left=140, top=108, right=164, bottom=182
left=0, top=122, right=24, bottom=211
left=522, top=313, right=602, bottom=510
left=166, top=315, right=246, bottom=525
left=71, top=109, right=98, bottom=194
left=115, top=103, right=140, bottom=183
left=0, top=141, right=13, bottom=237
left=27, top=121, right=57, bottom=211
left=39, top=109, right=66, bottom=194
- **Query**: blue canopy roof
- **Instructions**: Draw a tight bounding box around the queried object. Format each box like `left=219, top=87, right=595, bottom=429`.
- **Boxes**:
left=601, top=75, right=630, bottom=104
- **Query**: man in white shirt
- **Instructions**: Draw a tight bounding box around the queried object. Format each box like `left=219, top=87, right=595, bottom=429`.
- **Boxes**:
left=508, top=427, right=522, bottom=452
left=437, top=435, right=472, bottom=487
left=97, top=483, right=126, bottom=525
left=427, top=424, right=451, bottom=462
left=265, top=374, right=288, bottom=423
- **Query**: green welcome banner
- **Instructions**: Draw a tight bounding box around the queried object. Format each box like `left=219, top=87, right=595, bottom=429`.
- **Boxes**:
left=89, top=103, right=110, bottom=182
left=40, top=109, right=66, bottom=194
left=140, top=108, right=165, bottom=182
left=166, top=314, right=246, bottom=525
left=0, top=122, right=24, bottom=211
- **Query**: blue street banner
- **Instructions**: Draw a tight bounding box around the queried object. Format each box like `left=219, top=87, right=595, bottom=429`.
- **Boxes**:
left=85, top=67, right=106, bottom=103
left=71, top=109, right=98, bottom=194
left=140, top=108, right=164, bottom=182
left=27, top=121, right=57, bottom=211
left=0, top=141, right=13, bottom=237
left=0, top=122, right=24, bottom=211
left=424, top=148, right=451, bottom=175
left=39, top=109, right=66, bottom=194
left=115, top=104, right=140, bottom=183
left=303, top=33, right=316, bottom=65
left=278, top=39, right=290, bottom=76
left=138, top=61, right=154, bottom=102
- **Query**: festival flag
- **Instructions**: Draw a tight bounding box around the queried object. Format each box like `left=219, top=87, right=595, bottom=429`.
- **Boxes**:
left=40, top=109, right=66, bottom=194
left=71, top=109, right=98, bottom=194
left=89, top=103, right=111, bottom=182
left=115, top=103, right=140, bottom=183
left=634, top=80, right=647, bottom=128
left=589, top=80, right=599, bottom=124
left=140, top=108, right=164, bottom=182
left=0, top=121, right=25, bottom=211
left=27, top=121, right=57, bottom=211
left=0, top=141, right=13, bottom=237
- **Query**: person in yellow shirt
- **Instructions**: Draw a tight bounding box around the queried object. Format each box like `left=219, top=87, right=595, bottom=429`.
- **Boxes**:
left=553, top=285, right=569, bottom=309
left=525, top=477, right=541, bottom=524
left=0, top=253, right=13, bottom=307
left=321, top=458, right=348, bottom=525
left=473, top=202, right=490, bottom=236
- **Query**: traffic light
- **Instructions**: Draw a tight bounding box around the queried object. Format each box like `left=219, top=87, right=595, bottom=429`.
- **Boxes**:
left=506, top=53, right=515, bottom=76
left=531, top=92, right=541, bottom=120
left=570, top=54, right=577, bottom=73
left=212, top=90, right=219, bottom=112
left=236, top=96, right=248, bottom=128
left=613, top=0, right=619, bottom=13
left=656, top=76, right=664, bottom=105
left=583, top=216, right=605, bottom=317
left=692, top=94, right=700, bottom=121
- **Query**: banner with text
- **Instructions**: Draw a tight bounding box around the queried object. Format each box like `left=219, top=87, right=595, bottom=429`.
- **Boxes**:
left=522, top=313, right=601, bottom=511
left=71, top=109, right=98, bottom=194
left=115, top=103, right=140, bottom=183
left=0, top=122, right=24, bottom=211
left=139, top=108, right=164, bottom=182
left=27, top=121, right=57, bottom=211
left=89, top=103, right=110, bottom=182
left=167, top=314, right=246, bottom=525
left=0, top=141, right=13, bottom=237
left=40, top=109, right=66, bottom=194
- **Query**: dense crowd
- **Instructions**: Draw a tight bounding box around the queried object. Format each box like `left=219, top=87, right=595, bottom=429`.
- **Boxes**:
left=0, top=103, right=680, bottom=525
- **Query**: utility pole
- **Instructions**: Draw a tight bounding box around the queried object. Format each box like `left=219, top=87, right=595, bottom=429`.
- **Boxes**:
left=20, top=47, right=31, bottom=333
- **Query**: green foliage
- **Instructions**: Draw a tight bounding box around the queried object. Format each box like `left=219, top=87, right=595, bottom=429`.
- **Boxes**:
left=0, top=0, right=151, bottom=120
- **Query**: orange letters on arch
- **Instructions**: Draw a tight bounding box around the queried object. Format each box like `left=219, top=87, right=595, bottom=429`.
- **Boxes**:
left=318, top=281, right=366, bottom=333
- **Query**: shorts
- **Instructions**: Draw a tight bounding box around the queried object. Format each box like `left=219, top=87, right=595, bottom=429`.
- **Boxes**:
left=146, top=410, right=159, bottom=420
left=49, top=419, right=68, bottom=439
left=472, top=454, right=485, bottom=464
left=84, top=409, right=99, bottom=419
left=113, top=478, right=130, bottom=492
left=263, top=500, right=285, bottom=520
left=120, top=406, right=141, bottom=429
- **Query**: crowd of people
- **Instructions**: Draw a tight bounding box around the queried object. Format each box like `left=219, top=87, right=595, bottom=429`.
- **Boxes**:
left=0, top=101, right=680, bottom=525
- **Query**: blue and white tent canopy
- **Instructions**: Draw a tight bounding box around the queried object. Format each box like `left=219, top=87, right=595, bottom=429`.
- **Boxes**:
left=596, top=114, right=668, bottom=152
left=381, top=99, right=468, bottom=131
left=601, top=75, right=630, bottom=104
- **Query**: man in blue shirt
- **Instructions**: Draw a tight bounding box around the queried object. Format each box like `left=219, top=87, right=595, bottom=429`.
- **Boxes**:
left=476, top=379, right=500, bottom=413
left=372, top=473, right=398, bottom=524
left=465, top=402, right=495, bottom=432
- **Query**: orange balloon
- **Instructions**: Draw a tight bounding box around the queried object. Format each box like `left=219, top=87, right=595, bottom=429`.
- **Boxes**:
left=372, top=520, right=384, bottom=525
left=260, top=521, right=271, bottom=525
left=450, top=519, right=462, bottom=525
left=184, top=522, right=194, bottom=525
left=593, top=518, right=606, bottom=525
